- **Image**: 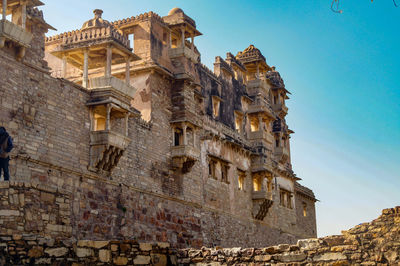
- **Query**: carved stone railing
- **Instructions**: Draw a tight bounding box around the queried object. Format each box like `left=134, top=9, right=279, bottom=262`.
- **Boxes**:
left=90, top=130, right=131, bottom=149
left=251, top=155, right=274, bottom=173
left=252, top=190, right=273, bottom=201
left=272, top=102, right=288, bottom=114
left=169, top=46, right=199, bottom=63
left=274, top=146, right=290, bottom=163
left=89, top=76, right=136, bottom=99
left=246, top=78, right=268, bottom=96
left=171, top=145, right=199, bottom=173
left=46, top=26, right=130, bottom=49
left=0, top=20, right=32, bottom=48
left=248, top=130, right=274, bottom=144
left=171, top=145, right=199, bottom=160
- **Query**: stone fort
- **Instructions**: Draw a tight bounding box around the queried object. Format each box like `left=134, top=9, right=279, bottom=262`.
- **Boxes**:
left=0, top=0, right=317, bottom=250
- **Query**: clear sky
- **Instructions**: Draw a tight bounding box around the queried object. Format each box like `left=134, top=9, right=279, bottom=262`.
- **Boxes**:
left=41, top=0, right=400, bottom=237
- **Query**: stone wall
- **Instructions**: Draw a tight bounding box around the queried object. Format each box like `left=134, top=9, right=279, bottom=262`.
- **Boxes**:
left=0, top=238, right=175, bottom=265
left=0, top=206, right=398, bottom=265
left=177, top=207, right=400, bottom=265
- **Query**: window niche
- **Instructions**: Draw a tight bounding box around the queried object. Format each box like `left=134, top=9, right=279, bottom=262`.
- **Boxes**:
left=234, top=111, right=244, bottom=134
left=212, top=95, right=222, bottom=119
left=303, top=202, right=307, bottom=217
left=279, top=189, right=293, bottom=209
left=253, top=175, right=262, bottom=192
left=221, top=163, right=230, bottom=184
left=237, top=169, right=246, bottom=191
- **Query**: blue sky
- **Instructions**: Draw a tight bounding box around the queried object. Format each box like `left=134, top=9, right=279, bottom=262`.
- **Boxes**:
left=42, top=1, right=400, bottom=237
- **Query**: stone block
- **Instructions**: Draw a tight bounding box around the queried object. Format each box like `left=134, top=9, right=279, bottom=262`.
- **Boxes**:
left=99, top=249, right=111, bottom=263
left=45, top=247, right=68, bottom=257
left=133, top=255, right=151, bottom=265
left=139, top=242, right=153, bottom=251
left=114, top=256, right=129, bottom=265
left=313, top=252, right=347, bottom=261
left=28, top=246, right=44, bottom=258
left=0, top=210, right=20, bottom=216
left=40, top=192, right=55, bottom=203
left=151, top=254, right=167, bottom=266
left=76, top=248, right=93, bottom=258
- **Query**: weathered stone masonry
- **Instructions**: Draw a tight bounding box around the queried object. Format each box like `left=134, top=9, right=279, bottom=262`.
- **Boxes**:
left=1, top=1, right=316, bottom=248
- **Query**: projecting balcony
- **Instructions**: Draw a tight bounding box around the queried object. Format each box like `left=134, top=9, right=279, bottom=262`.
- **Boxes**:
left=89, top=76, right=136, bottom=99
left=90, top=130, right=131, bottom=150
left=171, top=145, right=199, bottom=173
left=274, top=146, right=290, bottom=163
left=272, top=102, right=288, bottom=114
left=169, top=46, right=199, bottom=63
left=252, top=190, right=273, bottom=201
left=171, top=145, right=199, bottom=160
left=246, top=78, right=268, bottom=96
left=247, top=104, right=274, bottom=118
left=252, top=190, right=274, bottom=220
left=89, top=130, right=131, bottom=172
left=251, top=157, right=274, bottom=173
left=0, top=19, right=32, bottom=48
left=249, top=130, right=274, bottom=144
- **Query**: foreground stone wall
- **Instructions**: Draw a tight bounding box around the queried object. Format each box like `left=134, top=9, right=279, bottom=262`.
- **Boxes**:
left=177, top=207, right=400, bottom=265
left=0, top=207, right=398, bottom=265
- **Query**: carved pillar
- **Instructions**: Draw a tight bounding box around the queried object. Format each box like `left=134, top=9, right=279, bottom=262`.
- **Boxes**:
left=106, top=104, right=111, bottom=131
left=182, top=123, right=187, bottom=145
left=61, top=55, right=67, bottom=78
left=2, top=0, right=6, bottom=20
left=181, top=27, right=185, bottom=47
left=169, top=30, right=172, bottom=48
left=258, top=115, right=263, bottom=131
left=89, top=108, right=95, bottom=131
left=105, top=44, right=112, bottom=77
left=125, top=56, right=130, bottom=84
left=171, top=126, right=175, bottom=146
left=21, top=1, right=26, bottom=28
left=83, top=49, right=89, bottom=88
left=124, top=113, right=129, bottom=137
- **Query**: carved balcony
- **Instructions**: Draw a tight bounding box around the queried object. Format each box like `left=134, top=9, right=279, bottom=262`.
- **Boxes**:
left=274, top=146, right=290, bottom=163
left=89, top=130, right=131, bottom=172
left=252, top=190, right=274, bottom=220
left=88, top=76, right=136, bottom=108
left=171, top=145, right=199, bottom=173
left=248, top=130, right=274, bottom=145
left=0, top=19, right=32, bottom=48
left=272, top=102, right=288, bottom=114
left=169, top=46, right=199, bottom=63
left=251, top=155, right=274, bottom=173
left=246, top=78, right=268, bottom=96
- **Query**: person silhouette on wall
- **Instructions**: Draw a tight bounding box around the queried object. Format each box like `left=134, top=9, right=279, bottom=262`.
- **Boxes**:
left=0, top=127, right=13, bottom=181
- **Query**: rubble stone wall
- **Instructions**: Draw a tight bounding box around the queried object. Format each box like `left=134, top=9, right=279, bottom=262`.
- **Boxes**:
left=0, top=207, right=398, bottom=265
left=177, top=207, right=400, bottom=265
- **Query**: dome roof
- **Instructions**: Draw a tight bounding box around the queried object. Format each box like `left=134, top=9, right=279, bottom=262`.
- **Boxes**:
left=168, top=7, right=184, bottom=16
left=81, top=9, right=111, bottom=30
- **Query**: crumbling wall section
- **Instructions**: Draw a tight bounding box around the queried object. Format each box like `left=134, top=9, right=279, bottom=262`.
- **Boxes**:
left=178, top=207, right=400, bottom=265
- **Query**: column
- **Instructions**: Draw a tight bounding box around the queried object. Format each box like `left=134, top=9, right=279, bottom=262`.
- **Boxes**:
left=181, top=27, right=185, bottom=47
left=61, top=55, right=67, bottom=78
left=105, top=104, right=111, bottom=131
left=105, top=44, right=112, bottom=77
left=82, top=49, right=89, bottom=88
left=171, top=127, right=175, bottom=146
left=193, top=129, right=196, bottom=147
left=258, top=115, right=263, bottom=131
left=21, top=1, right=26, bottom=28
left=124, top=113, right=129, bottom=137
left=125, top=57, right=130, bottom=84
left=89, top=108, right=95, bottom=131
left=2, top=0, right=6, bottom=20
left=182, top=123, right=187, bottom=145
left=169, top=31, right=172, bottom=48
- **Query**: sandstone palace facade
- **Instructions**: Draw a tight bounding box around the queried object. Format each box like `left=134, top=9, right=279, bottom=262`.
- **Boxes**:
left=0, top=1, right=316, bottom=248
